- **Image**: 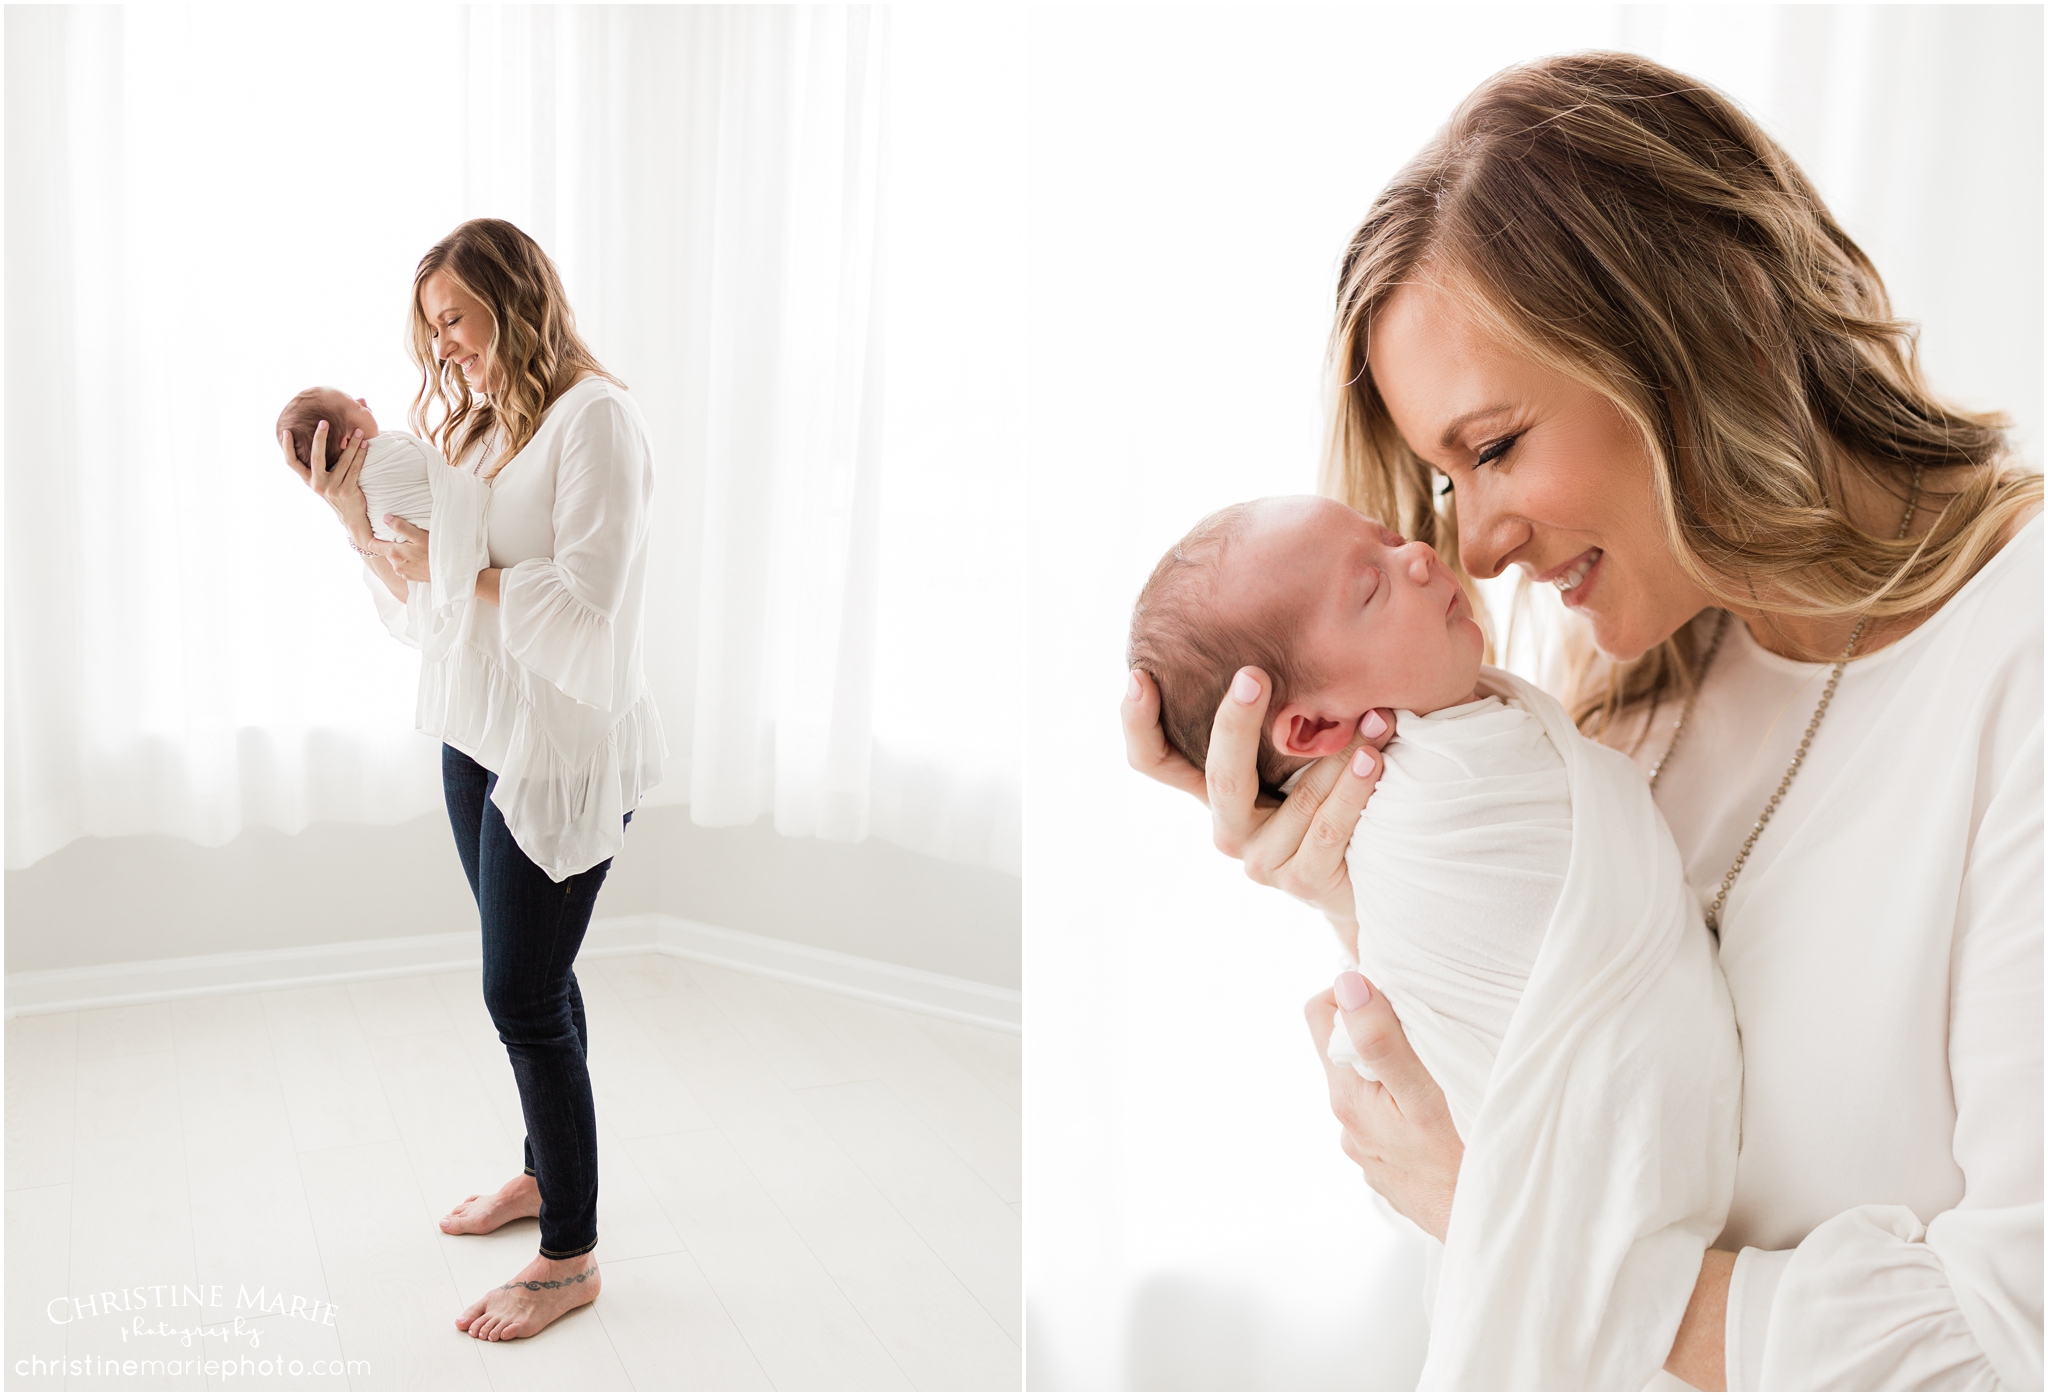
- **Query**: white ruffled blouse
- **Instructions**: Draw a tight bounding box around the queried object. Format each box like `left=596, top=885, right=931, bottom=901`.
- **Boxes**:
left=364, top=377, right=666, bottom=881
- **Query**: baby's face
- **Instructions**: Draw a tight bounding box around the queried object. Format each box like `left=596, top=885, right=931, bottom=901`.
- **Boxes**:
left=1223, top=496, right=1485, bottom=760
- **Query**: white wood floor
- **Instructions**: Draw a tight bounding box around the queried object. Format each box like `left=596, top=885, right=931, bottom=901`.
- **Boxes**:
left=4, top=954, right=1022, bottom=1391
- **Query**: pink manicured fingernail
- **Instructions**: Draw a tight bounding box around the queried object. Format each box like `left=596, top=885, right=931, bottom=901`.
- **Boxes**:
left=1127, top=671, right=1142, bottom=701
left=1335, top=971, right=1371, bottom=1011
left=1351, top=748, right=1374, bottom=778
left=1231, top=670, right=1260, bottom=704
left=1360, top=711, right=1388, bottom=740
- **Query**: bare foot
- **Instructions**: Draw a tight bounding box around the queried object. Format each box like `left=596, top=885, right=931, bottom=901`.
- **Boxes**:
left=439, top=1173, right=541, bottom=1236
left=456, top=1252, right=600, bottom=1341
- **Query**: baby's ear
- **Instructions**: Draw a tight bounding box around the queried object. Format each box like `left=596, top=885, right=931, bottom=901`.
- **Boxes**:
left=1270, top=702, right=1355, bottom=758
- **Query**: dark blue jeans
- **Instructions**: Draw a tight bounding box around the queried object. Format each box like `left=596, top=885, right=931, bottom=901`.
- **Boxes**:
left=442, top=744, right=628, bottom=1260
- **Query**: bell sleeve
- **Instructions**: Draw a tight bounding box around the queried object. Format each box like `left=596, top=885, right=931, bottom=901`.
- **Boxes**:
left=427, top=463, right=492, bottom=610
left=1726, top=720, right=2044, bottom=1391
left=495, top=393, right=649, bottom=711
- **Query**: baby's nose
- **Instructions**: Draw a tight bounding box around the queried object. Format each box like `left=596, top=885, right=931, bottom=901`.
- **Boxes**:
left=1400, top=539, right=1439, bottom=583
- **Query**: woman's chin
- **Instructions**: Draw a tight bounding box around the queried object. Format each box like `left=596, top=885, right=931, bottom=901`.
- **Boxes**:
left=1583, top=611, right=1661, bottom=665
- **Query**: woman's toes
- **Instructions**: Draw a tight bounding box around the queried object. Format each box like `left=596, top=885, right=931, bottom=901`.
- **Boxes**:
left=456, top=1297, right=485, bottom=1331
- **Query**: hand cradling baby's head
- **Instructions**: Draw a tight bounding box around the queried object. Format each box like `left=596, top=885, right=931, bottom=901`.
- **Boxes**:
left=277, top=387, right=378, bottom=473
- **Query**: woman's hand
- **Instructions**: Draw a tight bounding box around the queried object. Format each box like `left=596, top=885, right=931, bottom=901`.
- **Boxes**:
left=1306, top=970, right=1463, bottom=1240
left=1122, top=666, right=1395, bottom=928
left=279, top=420, right=373, bottom=545
left=376, top=516, right=431, bottom=583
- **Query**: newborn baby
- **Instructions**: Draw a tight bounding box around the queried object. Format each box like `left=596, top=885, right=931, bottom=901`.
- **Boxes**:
left=276, top=387, right=444, bottom=543
left=276, top=386, right=493, bottom=636
left=1127, top=495, right=1740, bottom=1390
left=1127, top=493, right=1560, bottom=1127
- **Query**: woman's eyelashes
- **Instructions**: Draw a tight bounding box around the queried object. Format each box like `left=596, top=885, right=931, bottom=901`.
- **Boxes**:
left=1474, top=433, right=1519, bottom=467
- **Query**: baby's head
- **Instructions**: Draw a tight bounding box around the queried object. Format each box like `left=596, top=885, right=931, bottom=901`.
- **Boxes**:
left=1128, top=495, right=1485, bottom=790
left=277, top=387, right=379, bottom=472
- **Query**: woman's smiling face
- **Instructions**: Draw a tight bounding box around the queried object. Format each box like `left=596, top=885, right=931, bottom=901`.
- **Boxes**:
left=419, top=270, right=498, bottom=394
left=1366, top=270, right=1715, bottom=662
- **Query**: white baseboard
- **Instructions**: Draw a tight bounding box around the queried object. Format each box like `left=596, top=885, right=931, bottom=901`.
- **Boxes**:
left=3, top=913, right=1021, bottom=1034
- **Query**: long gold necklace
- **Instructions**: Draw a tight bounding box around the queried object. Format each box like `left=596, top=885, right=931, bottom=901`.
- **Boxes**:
left=1649, top=467, right=1924, bottom=934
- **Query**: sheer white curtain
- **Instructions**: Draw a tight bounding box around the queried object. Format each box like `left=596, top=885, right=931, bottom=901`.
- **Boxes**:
left=5, top=5, right=466, bottom=871
left=1023, top=5, right=2042, bottom=1389
left=6, top=4, right=1023, bottom=876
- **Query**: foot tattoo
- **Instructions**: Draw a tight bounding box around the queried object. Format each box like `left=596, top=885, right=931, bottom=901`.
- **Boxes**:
left=501, top=1264, right=597, bottom=1293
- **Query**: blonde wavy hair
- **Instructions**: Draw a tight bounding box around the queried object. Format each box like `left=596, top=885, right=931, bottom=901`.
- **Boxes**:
left=1322, top=51, right=2041, bottom=739
left=407, top=219, right=622, bottom=480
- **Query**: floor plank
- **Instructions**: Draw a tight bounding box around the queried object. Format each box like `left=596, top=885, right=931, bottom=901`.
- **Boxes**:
left=5, top=1185, right=71, bottom=1392
left=595, top=1250, right=772, bottom=1391
left=802, top=1079, right=1024, bottom=1344
left=623, top=985, right=812, bottom=1125
left=725, top=1109, right=1021, bottom=1389
left=681, top=962, right=878, bottom=1092
left=6, top=1014, right=77, bottom=1191
left=348, top=976, right=457, bottom=1039
left=261, top=988, right=401, bottom=1154
left=626, top=1129, right=911, bottom=1390
left=74, top=1002, right=175, bottom=1061
left=914, top=1017, right=1023, bottom=1114
left=799, top=990, right=1023, bottom=1204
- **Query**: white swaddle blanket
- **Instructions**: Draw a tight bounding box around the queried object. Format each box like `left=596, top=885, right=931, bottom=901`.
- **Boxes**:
left=1332, top=666, right=1740, bottom=1390
left=358, top=430, right=493, bottom=655
left=359, top=430, right=438, bottom=543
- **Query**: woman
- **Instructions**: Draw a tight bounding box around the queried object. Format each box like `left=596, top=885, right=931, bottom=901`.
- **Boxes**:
left=1123, top=54, right=2041, bottom=1390
left=279, top=218, right=664, bottom=1342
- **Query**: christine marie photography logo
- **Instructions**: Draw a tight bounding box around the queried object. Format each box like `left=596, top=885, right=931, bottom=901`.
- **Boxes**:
left=14, top=1281, right=368, bottom=1384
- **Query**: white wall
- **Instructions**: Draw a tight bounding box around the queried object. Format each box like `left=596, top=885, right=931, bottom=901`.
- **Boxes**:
left=4, top=810, right=1021, bottom=990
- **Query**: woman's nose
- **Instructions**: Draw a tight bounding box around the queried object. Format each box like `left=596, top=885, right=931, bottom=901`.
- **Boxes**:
left=1455, top=496, right=1520, bottom=580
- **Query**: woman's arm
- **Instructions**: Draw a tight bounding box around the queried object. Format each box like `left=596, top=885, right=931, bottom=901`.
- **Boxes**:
left=1740, top=779, right=2039, bottom=1389
left=364, top=549, right=407, bottom=602
left=1665, top=1252, right=1736, bottom=1390
left=377, top=514, right=500, bottom=605
left=1713, top=721, right=2043, bottom=1392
